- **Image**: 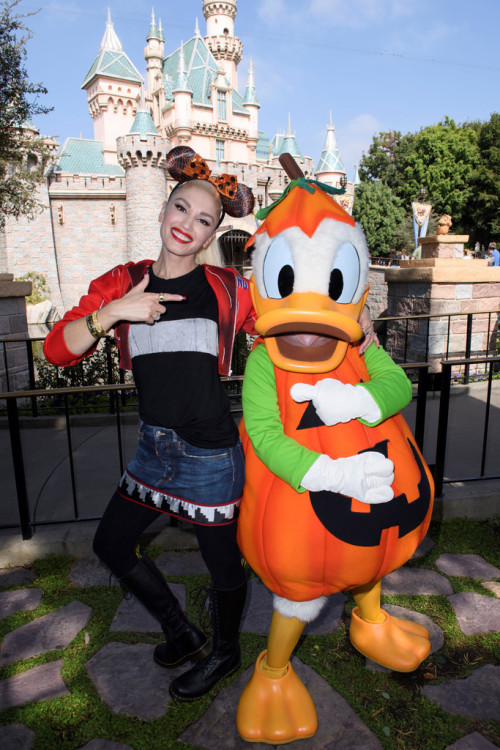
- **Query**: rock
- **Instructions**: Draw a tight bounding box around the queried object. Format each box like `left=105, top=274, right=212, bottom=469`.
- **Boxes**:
left=436, top=553, right=500, bottom=580
left=0, top=589, right=42, bottom=619
left=0, top=723, right=36, bottom=749
left=447, top=592, right=500, bottom=635
left=445, top=732, right=500, bottom=749
left=0, top=568, right=36, bottom=587
left=422, top=665, right=500, bottom=721
left=382, top=567, right=453, bottom=595
left=0, top=660, right=68, bottom=710
left=85, top=642, right=186, bottom=719
left=410, top=536, right=435, bottom=559
left=0, top=600, right=92, bottom=665
left=69, top=559, right=119, bottom=588
left=179, top=658, right=383, bottom=749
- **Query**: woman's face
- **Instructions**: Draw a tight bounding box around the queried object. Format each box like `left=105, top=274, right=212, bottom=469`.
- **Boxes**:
left=159, top=181, right=221, bottom=260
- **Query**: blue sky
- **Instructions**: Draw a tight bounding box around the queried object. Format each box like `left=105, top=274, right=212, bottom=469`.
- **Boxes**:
left=24, top=0, right=499, bottom=179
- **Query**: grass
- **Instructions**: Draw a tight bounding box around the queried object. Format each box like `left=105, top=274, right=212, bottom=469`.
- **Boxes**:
left=0, top=517, right=499, bottom=749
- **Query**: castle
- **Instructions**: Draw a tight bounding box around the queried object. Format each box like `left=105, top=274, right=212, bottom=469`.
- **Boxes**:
left=1, top=0, right=357, bottom=317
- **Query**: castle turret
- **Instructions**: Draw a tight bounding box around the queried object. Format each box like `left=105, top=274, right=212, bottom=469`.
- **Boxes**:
left=280, top=114, right=302, bottom=159
left=172, top=42, right=193, bottom=143
left=82, top=10, right=144, bottom=164
left=145, top=9, right=165, bottom=98
left=315, top=111, right=346, bottom=189
left=243, top=58, right=259, bottom=158
left=116, top=90, right=171, bottom=261
left=203, top=0, right=242, bottom=89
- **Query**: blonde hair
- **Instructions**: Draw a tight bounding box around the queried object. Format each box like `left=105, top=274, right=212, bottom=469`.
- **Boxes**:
left=196, top=235, right=224, bottom=267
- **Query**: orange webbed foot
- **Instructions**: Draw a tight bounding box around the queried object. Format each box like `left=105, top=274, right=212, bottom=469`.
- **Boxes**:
left=349, top=607, right=431, bottom=672
left=237, top=651, right=318, bottom=745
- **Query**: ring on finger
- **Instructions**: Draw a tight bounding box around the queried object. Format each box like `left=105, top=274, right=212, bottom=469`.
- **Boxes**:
left=158, top=293, right=165, bottom=302
left=154, top=314, right=161, bottom=321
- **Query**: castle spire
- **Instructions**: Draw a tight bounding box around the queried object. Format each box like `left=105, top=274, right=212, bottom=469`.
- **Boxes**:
left=243, top=58, right=259, bottom=106
left=147, top=8, right=160, bottom=41
left=99, top=8, right=123, bottom=52
left=316, top=111, right=345, bottom=175
left=173, top=41, right=192, bottom=93
left=280, top=113, right=302, bottom=157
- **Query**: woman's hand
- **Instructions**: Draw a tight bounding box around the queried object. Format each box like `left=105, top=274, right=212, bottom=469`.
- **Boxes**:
left=62, top=273, right=185, bottom=357
left=358, top=306, right=379, bottom=355
left=100, top=274, right=184, bottom=328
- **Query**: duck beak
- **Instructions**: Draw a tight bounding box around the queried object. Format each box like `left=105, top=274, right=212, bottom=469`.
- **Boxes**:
left=251, top=282, right=369, bottom=373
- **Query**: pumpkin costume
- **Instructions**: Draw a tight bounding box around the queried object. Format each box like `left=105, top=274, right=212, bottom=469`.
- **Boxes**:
left=236, top=159, right=434, bottom=744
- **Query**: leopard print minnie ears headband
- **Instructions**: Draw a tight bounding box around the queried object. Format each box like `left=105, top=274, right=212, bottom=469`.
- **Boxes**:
left=166, top=146, right=254, bottom=221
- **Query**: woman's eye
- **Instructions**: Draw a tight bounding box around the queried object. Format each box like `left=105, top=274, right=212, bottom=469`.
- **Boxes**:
left=175, top=203, right=186, bottom=212
left=328, top=242, right=361, bottom=303
left=262, top=236, right=295, bottom=299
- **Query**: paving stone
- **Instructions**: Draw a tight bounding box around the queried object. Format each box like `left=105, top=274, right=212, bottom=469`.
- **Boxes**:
left=482, top=581, right=500, bottom=598
left=156, top=550, right=208, bottom=576
left=179, top=657, right=383, bottom=749
left=446, top=732, right=500, bottom=749
left=0, top=659, right=69, bottom=710
left=110, top=582, right=185, bottom=632
left=240, top=578, right=347, bottom=636
left=422, top=665, right=500, bottom=721
left=69, top=559, right=119, bottom=588
left=0, top=588, right=42, bottom=619
left=0, top=600, right=92, bottom=665
left=77, top=741, right=135, bottom=750
left=0, top=723, right=36, bottom=749
left=85, top=642, right=186, bottom=719
left=447, top=592, right=500, bottom=635
left=410, top=535, right=435, bottom=559
left=366, top=604, right=444, bottom=672
left=436, top=553, right=500, bottom=580
left=381, top=567, right=453, bottom=595
left=0, top=567, right=36, bottom=587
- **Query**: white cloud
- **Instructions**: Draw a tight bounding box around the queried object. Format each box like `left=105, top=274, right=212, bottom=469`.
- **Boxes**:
left=336, top=114, right=381, bottom=174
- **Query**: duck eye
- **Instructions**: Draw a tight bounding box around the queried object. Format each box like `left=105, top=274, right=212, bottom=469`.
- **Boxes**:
left=262, top=236, right=295, bottom=299
left=329, top=242, right=361, bottom=303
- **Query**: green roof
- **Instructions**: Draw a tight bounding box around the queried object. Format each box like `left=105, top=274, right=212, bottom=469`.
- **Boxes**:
left=129, top=110, right=158, bottom=138
left=163, top=35, right=247, bottom=115
left=316, top=118, right=345, bottom=174
left=54, top=138, right=124, bottom=175
left=256, top=131, right=271, bottom=161
left=82, top=48, right=144, bottom=88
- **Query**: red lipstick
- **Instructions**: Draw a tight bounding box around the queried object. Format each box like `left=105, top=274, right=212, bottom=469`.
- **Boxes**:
left=171, top=227, right=193, bottom=244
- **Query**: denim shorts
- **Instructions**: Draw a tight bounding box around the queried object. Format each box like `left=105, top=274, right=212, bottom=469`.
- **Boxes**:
left=117, top=421, right=245, bottom=526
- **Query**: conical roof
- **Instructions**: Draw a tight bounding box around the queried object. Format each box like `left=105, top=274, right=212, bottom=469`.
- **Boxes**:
left=81, top=10, right=143, bottom=89
left=280, top=114, right=302, bottom=157
left=316, top=112, right=345, bottom=174
left=128, top=89, right=158, bottom=139
left=243, top=59, right=259, bottom=106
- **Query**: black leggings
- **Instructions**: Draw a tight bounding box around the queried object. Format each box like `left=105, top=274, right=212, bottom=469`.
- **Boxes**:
left=93, top=492, right=246, bottom=590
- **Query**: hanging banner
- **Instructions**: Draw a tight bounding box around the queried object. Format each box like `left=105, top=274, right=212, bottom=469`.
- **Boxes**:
left=411, top=202, right=432, bottom=226
left=412, top=201, right=432, bottom=254
left=334, top=193, right=354, bottom=215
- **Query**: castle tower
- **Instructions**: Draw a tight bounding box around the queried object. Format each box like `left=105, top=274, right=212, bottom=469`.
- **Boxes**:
left=82, top=10, right=144, bottom=164
left=243, top=58, right=260, bottom=159
left=145, top=10, right=165, bottom=98
left=315, top=112, right=346, bottom=189
left=203, top=0, right=242, bottom=89
left=172, top=42, right=194, bottom=143
left=116, top=90, right=171, bottom=261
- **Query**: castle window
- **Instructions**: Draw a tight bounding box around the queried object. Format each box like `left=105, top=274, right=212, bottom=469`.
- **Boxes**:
left=217, top=90, right=226, bottom=121
left=216, top=139, right=225, bottom=166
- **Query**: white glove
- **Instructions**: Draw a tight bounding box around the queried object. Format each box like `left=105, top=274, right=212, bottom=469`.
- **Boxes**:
left=301, top=452, right=394, bottom=504
left=291, top=379, right=381, bottom=426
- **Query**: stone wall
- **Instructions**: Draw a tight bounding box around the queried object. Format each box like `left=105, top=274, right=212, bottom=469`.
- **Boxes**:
left=0, top=274, right=32, bottom=392
left=367, top=266, right=388, bottom=320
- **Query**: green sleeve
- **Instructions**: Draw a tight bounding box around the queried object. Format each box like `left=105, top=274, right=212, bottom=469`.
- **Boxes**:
left=242, top=345, right=319, bottom=492
left=357, top=343, right=412, bottom=426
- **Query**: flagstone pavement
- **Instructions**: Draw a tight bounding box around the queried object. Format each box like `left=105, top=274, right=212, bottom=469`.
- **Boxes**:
left=0, top=542, right=499, bottom=749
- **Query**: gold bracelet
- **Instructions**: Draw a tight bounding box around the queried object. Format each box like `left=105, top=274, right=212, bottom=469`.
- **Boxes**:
left=86, top=310, right=107, bottom=339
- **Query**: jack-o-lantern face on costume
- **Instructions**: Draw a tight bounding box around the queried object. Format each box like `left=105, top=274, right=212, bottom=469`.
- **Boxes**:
left=247, top=182, right=369, bottom=373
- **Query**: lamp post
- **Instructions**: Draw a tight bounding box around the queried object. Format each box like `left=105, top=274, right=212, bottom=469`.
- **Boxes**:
left=257, top=194, right=263, bottom=209
left=339, top=174, right=348, bottom=189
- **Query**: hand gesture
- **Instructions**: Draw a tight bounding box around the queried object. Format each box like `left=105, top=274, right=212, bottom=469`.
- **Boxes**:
left=291, top=378, right=381, bottom=425
left=301, top=452, right=395, bottom=504
left=104, top=274, right=185, bottom=326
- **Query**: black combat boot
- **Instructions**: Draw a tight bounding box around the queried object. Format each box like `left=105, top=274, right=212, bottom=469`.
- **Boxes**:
left=119, top=550, right=209, bottom=667
left=169, top=579, right=247, bottom=701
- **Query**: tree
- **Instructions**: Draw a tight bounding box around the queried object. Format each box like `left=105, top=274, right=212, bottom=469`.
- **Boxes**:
left=359, top=118, right=481, bottom=236
left=352, top=180, right=405, bottom=257
left=0, top=0, right=52, bottom=220
left=468, top=113, right=500, bottom=246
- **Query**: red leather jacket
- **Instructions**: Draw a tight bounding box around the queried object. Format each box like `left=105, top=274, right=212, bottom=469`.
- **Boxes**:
left=43, top=260, right=257, bottom=376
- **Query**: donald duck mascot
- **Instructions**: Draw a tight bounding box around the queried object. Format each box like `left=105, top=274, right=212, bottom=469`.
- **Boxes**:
left=236, top=155, right=434, bottom=744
